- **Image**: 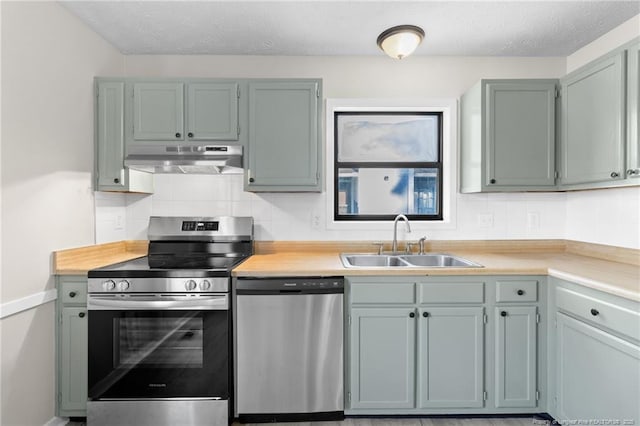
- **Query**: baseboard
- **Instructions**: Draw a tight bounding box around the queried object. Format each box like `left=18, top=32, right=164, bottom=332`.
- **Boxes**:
left=0, top=289, right=57, bottom=319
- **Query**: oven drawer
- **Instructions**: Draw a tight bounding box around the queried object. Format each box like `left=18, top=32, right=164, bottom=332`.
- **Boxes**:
left=60, top=281, right=87, bottom=305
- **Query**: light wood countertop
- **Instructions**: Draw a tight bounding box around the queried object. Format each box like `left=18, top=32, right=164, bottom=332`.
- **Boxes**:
left=53, top=240, right=147, bottom=275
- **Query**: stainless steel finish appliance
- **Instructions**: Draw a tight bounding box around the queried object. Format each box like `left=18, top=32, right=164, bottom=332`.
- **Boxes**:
left=234, top=277, right=344, bottom=422
left=87, top=216, right=253, bottom=426
left=125, top=144, right=243, bottom=174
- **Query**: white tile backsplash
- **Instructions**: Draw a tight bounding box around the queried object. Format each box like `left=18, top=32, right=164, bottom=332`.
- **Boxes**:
left=94, top=174, right=639, bottom=248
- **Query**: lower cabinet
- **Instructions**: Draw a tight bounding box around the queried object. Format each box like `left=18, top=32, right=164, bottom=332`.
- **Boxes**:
left=56, top=276, right=88, bottom=418
left=550, top=278, right=640, bottom=424
left=346, top=276, right=545, bottom=415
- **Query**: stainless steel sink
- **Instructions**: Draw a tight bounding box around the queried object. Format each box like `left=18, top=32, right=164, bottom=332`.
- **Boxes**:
left=398, top=254, right=482, bottom=268
left=340, top=253, right=482, bottom=268
left=341, top=254, right=411, bottom=267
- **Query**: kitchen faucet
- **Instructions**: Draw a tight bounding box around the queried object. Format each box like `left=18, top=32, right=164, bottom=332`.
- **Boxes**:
left=391, top=214, right=411, bottom=253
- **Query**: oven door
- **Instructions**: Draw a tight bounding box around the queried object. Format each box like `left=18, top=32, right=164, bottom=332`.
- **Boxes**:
left=87, top=294, right=228, bottom=400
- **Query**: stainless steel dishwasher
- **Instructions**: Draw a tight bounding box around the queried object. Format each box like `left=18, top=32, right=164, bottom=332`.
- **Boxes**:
left=234, top=277, right=344, bottom=422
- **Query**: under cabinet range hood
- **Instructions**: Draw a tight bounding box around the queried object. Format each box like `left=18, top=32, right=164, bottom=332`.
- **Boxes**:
left=125, top=144, right=243, bottom=174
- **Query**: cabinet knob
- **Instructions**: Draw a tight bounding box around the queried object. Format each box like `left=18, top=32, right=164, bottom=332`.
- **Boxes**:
left=610, top=172, right=619, bottom=178
left=188, top=132, right=194, bottom=138
left=517, top=289, right=525, bottom=296
left=627, top=169, right=639, bottom=175
left=249, top=177, right=255, bottom=183
left=113, top=178, right=120, bottom=184
left=79, top=312, right=85, bottom=318
left=500, top=311, right=507, bottom=317
left=590, top=308, right=599, bottom=316
left=422, top=312, right=429, bottom=318
left=175, top=132, right=181, bottom=138
left=409, top=312, right=415, bottom=318
left=69, top=291, right=77, bottom=298
left=490, top=179, right=496, bottom=184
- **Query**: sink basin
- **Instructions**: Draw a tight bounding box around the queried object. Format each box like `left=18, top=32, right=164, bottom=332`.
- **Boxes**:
left=340, top=253, right=482, bottom=268
left=399, top=254, right=482, bottom=268
left=341, top=254, right=411, bottom=267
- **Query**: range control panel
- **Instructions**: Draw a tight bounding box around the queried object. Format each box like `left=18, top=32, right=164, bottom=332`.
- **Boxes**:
left=181, top=221, right=219, bottom=232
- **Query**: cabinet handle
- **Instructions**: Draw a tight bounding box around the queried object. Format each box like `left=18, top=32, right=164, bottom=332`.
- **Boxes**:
left=69, top=291, right=76, bottom=298
left=409, top=312, right=415, bottom=318
left=490, top=179, right=496, bottom=184
left=175, top=132, right=181, bottom=138
left=500, top=311, right=507, bottom=317
left=610, top=172, right=619, bottom=178
left=79, top=312, right=85, bottom=318
left=517, top=289, right=525, bottom=296
left=188, top=132, right=194, bottom=138
left=422, top=312, right=429, bottom=318
left=113, top=178, right=120, bottom=184
left=590, top=308, right=599, bottom=316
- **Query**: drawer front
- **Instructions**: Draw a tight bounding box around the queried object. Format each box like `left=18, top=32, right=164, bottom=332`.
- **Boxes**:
left=418, top=282, right=484, bottom=303
left=496, top=280, right=538, bottom=302
left=351, top=283, right=415, bottom=304
left=60, top=282, right=87, bottom=305
left=556, top=287, right=640, bottom=342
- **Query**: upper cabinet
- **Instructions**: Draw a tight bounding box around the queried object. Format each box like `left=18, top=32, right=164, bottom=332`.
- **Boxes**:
left=559, top=52, right=626, bottom=185
left=130, top=81, right=240, bottom=144
left=460, top=79, right=558, bottom=193
left=95, top=80, right=153, bottom=193
left=245, top=80, right=322, bottom=192
left=627, top=42, right=640, bottom=179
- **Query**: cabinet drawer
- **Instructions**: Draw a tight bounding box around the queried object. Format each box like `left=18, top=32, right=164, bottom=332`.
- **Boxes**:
left=496, top=280, right=537, bottom=302
left=60, top=282, right=87, bottom=305
left=556, top=287, right=640, bottom=342
left=351, top=283, right=415, bottom=304
left=418, top=282, right=484, bottom=303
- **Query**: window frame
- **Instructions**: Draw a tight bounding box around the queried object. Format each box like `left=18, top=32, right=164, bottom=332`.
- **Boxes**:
left=325, top=98, right=457, bottom=232
left=333, top=111, right=444, bottom=221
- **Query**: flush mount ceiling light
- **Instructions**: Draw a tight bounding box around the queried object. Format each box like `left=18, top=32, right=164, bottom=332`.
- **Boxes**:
left=377, top=25, right=425, bottom=59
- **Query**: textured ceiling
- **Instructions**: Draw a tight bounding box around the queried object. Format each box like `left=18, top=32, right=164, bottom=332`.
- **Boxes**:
left=60, top=1, right=640, bottom=56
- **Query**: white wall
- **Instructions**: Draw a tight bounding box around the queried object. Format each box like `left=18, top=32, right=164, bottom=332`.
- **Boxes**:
left=0, top=2, right=124, bottom=424
left=564, top=14, right=640, bottom=249
left=96, top=54, right=568, bottom=243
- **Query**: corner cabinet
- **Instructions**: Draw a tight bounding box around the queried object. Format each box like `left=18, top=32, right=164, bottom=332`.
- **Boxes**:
left=345, top=275, right=547, bottom=416
left=95, top=80, right=153, bottom=193
left=56, top=275, right=88, bottom=418
left=548, top=278, right=640, bottom=424
left=559, top=51, right=626, bottom=185
left=245, top=80, right=322, bottom=192
left=460, top=79, right=558, bottom=193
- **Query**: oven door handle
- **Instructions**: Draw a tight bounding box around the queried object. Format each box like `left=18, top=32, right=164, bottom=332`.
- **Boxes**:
left=87, top=295, right=228, bottom=311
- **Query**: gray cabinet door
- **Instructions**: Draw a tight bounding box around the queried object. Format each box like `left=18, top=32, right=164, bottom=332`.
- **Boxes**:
left=133, top=82, right=184, bottom=141
left=627, top=42, right=640, bottom=178
left=247, top=81, right=320, bottom=191
left=59, top=307, right=88, bottom=413
left=561, top=52, right=626, bottom=185
left=349, top=307, right=416, bottom=409
left=486, top=82, right=556, bottom=187
left=418, top=307, right=484, bottom=408
left=556, top=313, right=640, bottom=423
left=187, top=82, right=239, bottom=141
left=96, top=82, right=126, bottom=189
left=495, top=306, right=537, bottom=408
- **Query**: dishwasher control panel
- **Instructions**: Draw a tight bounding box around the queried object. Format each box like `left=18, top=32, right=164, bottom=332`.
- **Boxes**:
left=235, top=277, right=344, bottom=293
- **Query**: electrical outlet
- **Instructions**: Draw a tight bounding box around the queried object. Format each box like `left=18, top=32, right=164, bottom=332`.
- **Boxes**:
left=527, top=212, right=540, bottom=231
left=477, top=213, right=494, bottom=228
left=115, top=214, right=124, bottom=230
left=311, top=214, right=321, bottom=230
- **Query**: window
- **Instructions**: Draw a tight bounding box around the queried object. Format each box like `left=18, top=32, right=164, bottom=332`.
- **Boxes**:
left=334, top=111, right=443, bottom=221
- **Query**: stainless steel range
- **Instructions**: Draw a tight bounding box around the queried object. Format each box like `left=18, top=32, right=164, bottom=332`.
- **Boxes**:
left=87, top=216, right=253, bottom=426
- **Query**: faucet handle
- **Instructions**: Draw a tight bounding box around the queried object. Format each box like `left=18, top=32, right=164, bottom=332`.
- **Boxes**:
left=405, top=242, right=416, bottom=254
left=418, top=236, right=428, bottom=255
left=372, top=242, right=384, bottom=255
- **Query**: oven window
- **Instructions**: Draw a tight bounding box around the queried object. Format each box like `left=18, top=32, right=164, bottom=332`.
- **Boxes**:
left=116, top=316, right=204, bottom=368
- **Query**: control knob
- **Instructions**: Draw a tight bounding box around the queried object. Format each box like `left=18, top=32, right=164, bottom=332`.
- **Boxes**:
left=102, top=280, right=116, bottom=291
left=200, top=280, right=211, bottom=291
left=117, top=280, right=130, bottom=291
left=185, top=280, right=198, bottom=291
